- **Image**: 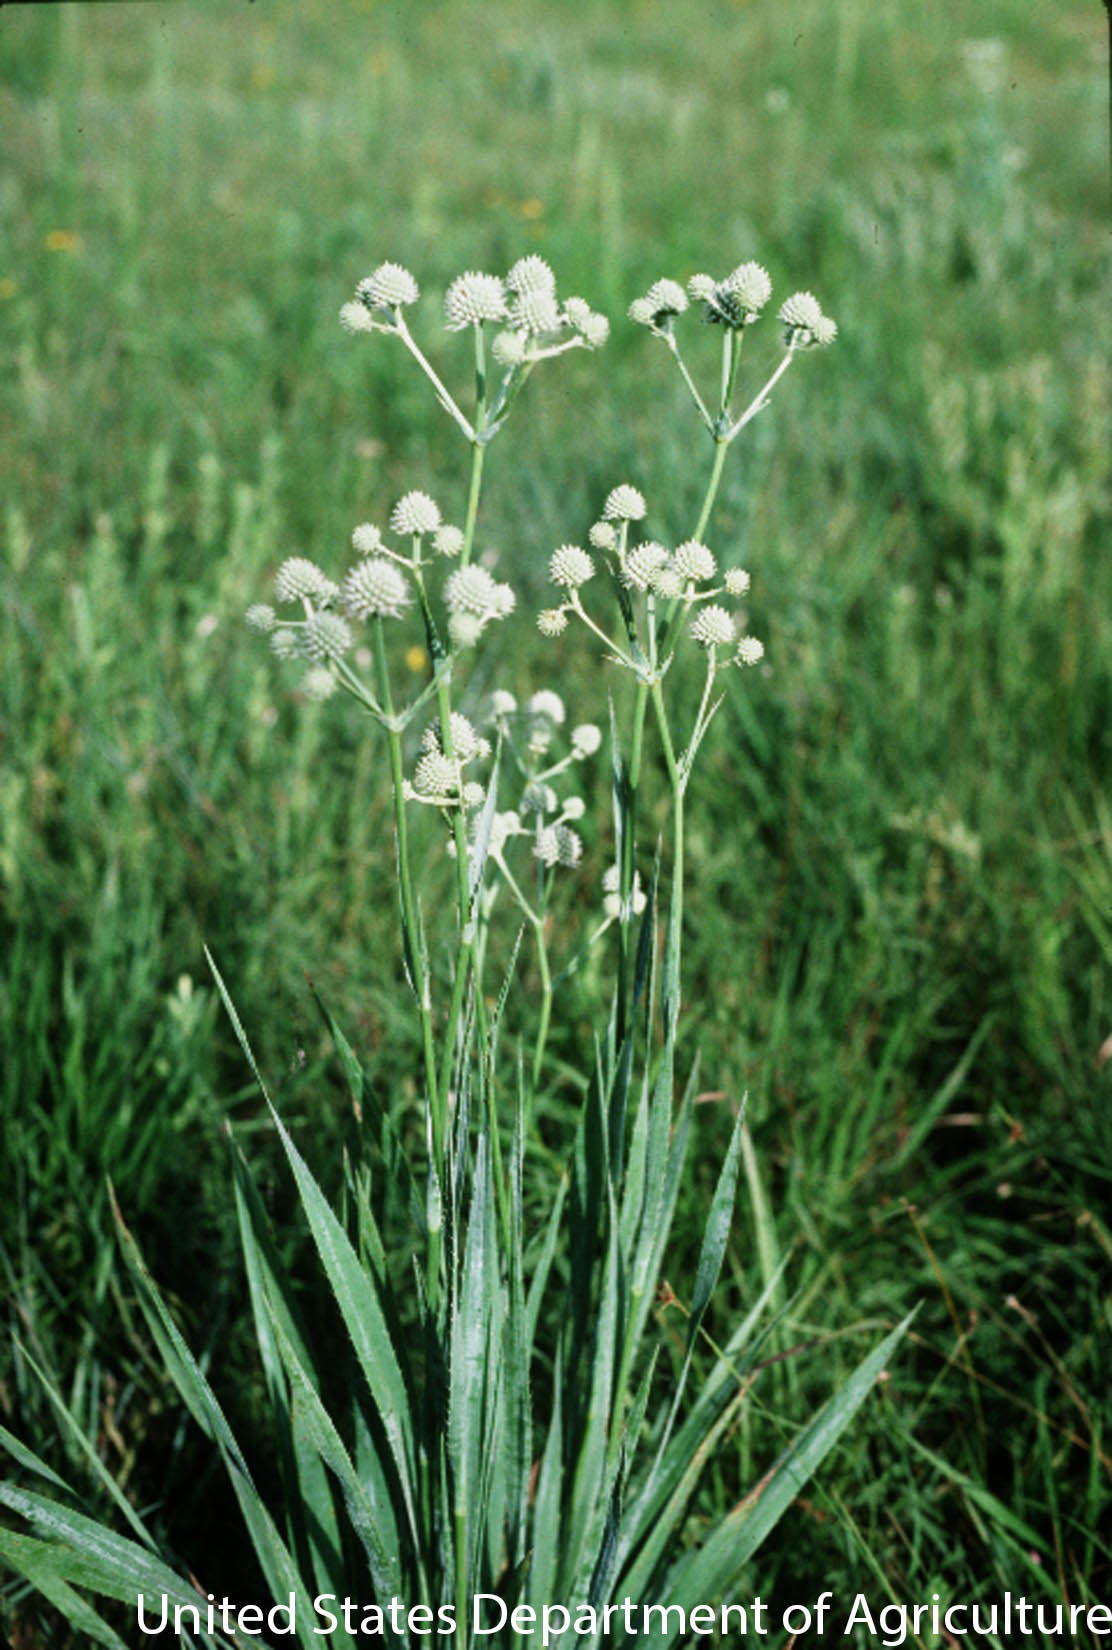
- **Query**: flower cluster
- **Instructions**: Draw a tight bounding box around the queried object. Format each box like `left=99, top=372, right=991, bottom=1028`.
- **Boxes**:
left=403, top=712, right=491, bottom=810
left=629, top=260, right=836, bottom=349
left=538, top=485, right=764, bottom=673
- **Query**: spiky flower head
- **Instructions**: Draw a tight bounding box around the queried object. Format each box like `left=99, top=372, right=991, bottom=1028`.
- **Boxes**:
left=563, top=297, right=591, bottom=328
left=246, top=603, right=276, bottom=633
left=603, top=864, right=647, bottom=919
left=735, top=635, right=765, bottom=666
left=423, top=712, right=489, bottom=764
left=352, top=522, right=384, bottom=554
left=723, top=261, right=772, bottom=316
left=630, top=278, right=688, bottom=327
left=577, top=311, right=610, bottom=348
left=461, top=781, right=486, bottom=809
left=549, top=544, right=594, bottom=589
left=561, top=795, right=586, bottom=821
left=357, top=263, right=419, bottom=310
left=343, top=557, right=411, bottom=620
left=779, top=292, right=836, bottom=346
left=571, top=723, right=602, bottom=758
left=521, top=782, right=558, bottom=816
left=340, top=301, right=376, bottom=334
left=687, top=274, right=717, bottom=304
left=270, top=628, right=301, bottom=661
left=302, top=611, right=353, bottom=662
left=650, top=565, right=685, bottom=600
left=489, top=690, right=517, bottom=718
left=535, top=823, right=583, bottom=869
left=588, top=520, right=617, bottom=551
left=448, top=612, right=486, bottom=649
left=432, top=524, right=465, bottom=558
left=508, top=289, right=561, bottom=336
left=444, top=564, right=508, bottom=619
left=538, top=608, right=570, bottom=637
left=390, top=491, right=441, bottom=536
left=491, top=329, right=528, bottom=367
left=301, top=665, right=338, bottom=701
left=412, top=751, right=459, bottom=799
left=724, top=567, right=752, bottom=597
left=274, top=557, right=337, bottom=605
left=527, top=690, right=566, bottom=725
left=623, top=541, right=669, bottom=590
left=689, top=605, right=736, bottom=647
left=444, top=272, right=508, bottom=330
left=603, top=484, right=647, bottom=523
left=672, top=540, right=717, bottom=582
left=506, top=254, right=556, bottom=297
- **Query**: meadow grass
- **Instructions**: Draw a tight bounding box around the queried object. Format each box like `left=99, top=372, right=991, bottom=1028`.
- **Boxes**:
left=1, top=0, right=1109, bottom=1642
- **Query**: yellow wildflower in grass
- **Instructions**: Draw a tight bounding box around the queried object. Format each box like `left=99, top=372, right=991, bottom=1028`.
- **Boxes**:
left=405, top=645, right=429, bottom=674
left=44, top=230, right=81, bottom=253
left=0, top=279, right=17, bottom=300
left=517, top=198, right=545, bottom=221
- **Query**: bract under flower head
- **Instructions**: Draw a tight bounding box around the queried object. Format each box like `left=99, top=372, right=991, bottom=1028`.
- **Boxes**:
left=390, top=491, right=441, bottom=536
left=444, top=272, right=508, bottom=330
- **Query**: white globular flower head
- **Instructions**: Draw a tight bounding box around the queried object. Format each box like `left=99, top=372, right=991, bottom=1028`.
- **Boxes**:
left=521, top=781, right=558, bottom=816
left=352, top=522, right=384, bottom=554
left=549, top=544, right=595, bottom=589
left=538, top=608, right=570, bottom=637
left=735, top=635, right=765, bottom=666
left=301, top=665, right=338, bottom=701
left=506, top=254, right=557, bottom=297
left=687, top=274, right=717, bottom=304
left=636, top=278, right=688, bottom=326
left=340, top=301, right=376, bottom=334
left=448, top=611, right=486, bottom=650
left=444, top=272, right=508, bottom=330
left=650, top=565, right=685, bottom=600
left=390, top=491, right=441, bottom=537
left=431, top=712, right=489, bottom=765
left=588, top=520, right=617, bottom=551
left=723, top=261, right=772, bottom=318
left=302, top=611, right=353, bottom=662
left=508, top=289, right=561, bottom=337
left=461, top=781, right=486, bottom=810
left=689, top=605, right=736, bottom=647
left=724, top=567, right=752, bottom=597
left=603, top=484, right=647, bottom=523
left=488, top=810, right=523, bottom=856
left=489, top=690, right=517, bottom=719
left=432, top=524, right=465, bottom=558
left=412, top=751, right=459, bottom=800
left=274, top=557, right=338, bottom=605
left=577, top=311, right=610, bottom=349
left=779, top=292, right=836, bottom=347
left=357, top=263, right=419, bottom=311
left=246, top=603, right=276, bottom=633
left=672, top=540, right=717, bottom=582
left=444, top=565, right=509, bottom=620
left=491, top=329, right=528, bottom=367
left=343, top=557, right=411, bottom=620
left=603, top=864, right=647, bottom=919
left=527, top=690, right=566, bottom=726
left=535, top=824, right=583, bottom=869
left=571, top=723, right=602, bottom=758
left=270, top=628, right=301, bottom=661
left=623, top=541, right=669, bottom=590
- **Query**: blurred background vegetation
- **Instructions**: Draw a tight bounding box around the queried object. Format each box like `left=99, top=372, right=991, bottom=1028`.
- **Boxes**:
left=1, top=0, right=1109, bottom=1642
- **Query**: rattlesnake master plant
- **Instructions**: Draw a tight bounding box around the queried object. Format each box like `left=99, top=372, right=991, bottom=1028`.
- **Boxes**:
left=0, top=250, right=910, bottom=1650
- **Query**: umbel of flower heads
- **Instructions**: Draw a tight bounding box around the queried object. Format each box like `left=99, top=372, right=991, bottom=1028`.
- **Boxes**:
left=627, top=260, right=836, bottom=452
left=339, top=255, right=609, bottom=450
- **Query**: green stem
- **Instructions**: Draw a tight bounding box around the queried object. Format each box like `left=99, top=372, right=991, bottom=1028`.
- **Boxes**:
left=650, top=679, right=685, bottom=1036
left=461, top=327, right=487, bottom=567
left=531, top=926, right=553, bottom=1092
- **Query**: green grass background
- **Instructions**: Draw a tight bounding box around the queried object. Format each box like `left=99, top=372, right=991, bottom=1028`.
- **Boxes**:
left=1, top=0, right=1110, bottom=1642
